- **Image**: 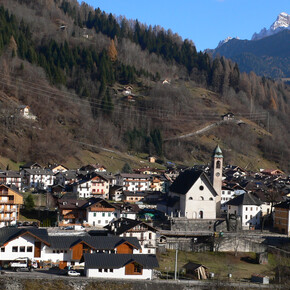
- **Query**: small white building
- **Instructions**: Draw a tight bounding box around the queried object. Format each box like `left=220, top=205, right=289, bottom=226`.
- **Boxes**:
left=18, top=105, right=37, bottom=120
left=83, top=198, right=120, bottom=227
left=73, top=180, right=92, bottom=198
left=84, top=253, right=158, bottom=280
left=221, top=186, right=246, bottom=212
left=226, top=192, right=262, bottom=229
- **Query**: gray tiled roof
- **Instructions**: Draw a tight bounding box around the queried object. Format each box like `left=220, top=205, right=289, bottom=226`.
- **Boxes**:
left=104, top=218, right=156, bottom=236
left=0, top=228, right=49, bottom=246
left=84, top=253, right=159, bottom=269
left=226, top=192, right=262, bottom=206
left=0, top=228, right=140, bottom=250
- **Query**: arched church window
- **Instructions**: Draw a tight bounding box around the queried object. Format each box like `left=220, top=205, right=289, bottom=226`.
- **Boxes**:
left=199, top=185, right=204, bottom=191
left=199, top=211, right=203, bottom=219
left=216, top=160, right=221, bottom=169
left=189, top=197, right=193, bottom=200
left=209, top=197, right=213, bottom=201
left=199, top=196, right=204, bottom=201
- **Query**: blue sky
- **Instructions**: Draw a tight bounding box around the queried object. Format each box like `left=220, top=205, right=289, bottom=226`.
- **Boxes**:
left=79, top=0, right=289, bottom=51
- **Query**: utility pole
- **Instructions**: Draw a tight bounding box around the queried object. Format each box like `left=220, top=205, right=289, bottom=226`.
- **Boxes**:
left=174, top=243, right=178, bottom=280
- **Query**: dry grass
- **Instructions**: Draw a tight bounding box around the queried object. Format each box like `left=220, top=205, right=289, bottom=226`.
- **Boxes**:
left=157, top=250, right=285, bottom=281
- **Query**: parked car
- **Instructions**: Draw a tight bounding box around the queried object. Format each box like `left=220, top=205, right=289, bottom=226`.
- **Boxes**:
left=9, top=257, right=37, bottom=271
left=68, top=270, right=80, bottom=276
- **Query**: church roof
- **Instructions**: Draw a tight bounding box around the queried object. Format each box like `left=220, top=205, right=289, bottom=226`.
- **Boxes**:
left=213, top=145, right=223, bottom=158
left=169, top=170, right=217, bottom=196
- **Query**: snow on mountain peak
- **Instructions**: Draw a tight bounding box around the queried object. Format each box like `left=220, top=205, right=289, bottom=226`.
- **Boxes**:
left=252, top=12, right=290, bottom=40
left=217, top=36, right=239, bottom=48
left=271, top=12, right=290, bottom=30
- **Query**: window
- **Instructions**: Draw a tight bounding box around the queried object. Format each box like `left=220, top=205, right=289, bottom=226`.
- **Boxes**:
left=94, top=213, right=96, bottom=217
left=1, top=247, right=5, bottom=252
left=149, top=233, right=152, bottom=239
left=245, top=215, right=248, bottom=219
left=110, top=269, right=113, bottom=273
left=199, top=185, right=204, bottom=191
left=189, top=197, right=193, bottom=200
left=12, top=246, right=18, bottom=252
left=148, top=249, right=151, bottom=253
left=216, top=160, right=221, bottom=168
left=27, top=247, right=32, bottom=252
left=250, top=215, right=253, bottom=219
left=108, top=213, right=111, bottom=217
left=98, top=220, right=101, bottom=224
left=250, top=207, right=253, bottom=211
left=104, top=269, right=108, bottom=272
left=199, top=211, right=203, bottom=219
left=20, top=246, right=25, bottom=252
left=245, top=207, right=248, bottom=211
left=209, top=197, right=213, bottom=201
left=133, top=263, right=142, bottom=274
left=199, top=196, right=204, bottom=201
left=99, top=269, right=102, bottom=272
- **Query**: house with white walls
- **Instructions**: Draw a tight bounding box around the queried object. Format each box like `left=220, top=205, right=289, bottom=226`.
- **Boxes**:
left=105, top=218, right=158, bottom=254
left=22, top=169, right=54, bottom=191
left=115, top=173, right=151, bottom=192
left=0, top=171, right=22, bottom=189
left=84, top=253, right=158, bottom=279
left=226, top=192, right=262, bottom=229
left=82, top=198, right=119, bottom=227
left=0, top=227, right=145, bottom=270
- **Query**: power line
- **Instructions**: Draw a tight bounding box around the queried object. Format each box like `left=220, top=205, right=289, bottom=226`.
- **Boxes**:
left=0, top=71, right=268, bottom=122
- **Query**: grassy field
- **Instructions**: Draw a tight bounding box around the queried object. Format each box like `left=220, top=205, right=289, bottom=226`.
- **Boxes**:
left=157, top=250, right=290, bottom=281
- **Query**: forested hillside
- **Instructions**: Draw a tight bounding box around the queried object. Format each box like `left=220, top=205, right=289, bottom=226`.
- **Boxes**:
left=0, top=0, right=289, bottom=172
left=210, top=30, right=290, bottom=79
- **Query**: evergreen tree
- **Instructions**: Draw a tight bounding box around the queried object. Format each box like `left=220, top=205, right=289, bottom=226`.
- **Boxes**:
left=122, top=162, right=132, bottom=173
left=24, top=194, right=35, bottom=211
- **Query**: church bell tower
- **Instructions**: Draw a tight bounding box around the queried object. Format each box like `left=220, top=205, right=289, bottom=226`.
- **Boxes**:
left=211, top=145, right=223, bottom=217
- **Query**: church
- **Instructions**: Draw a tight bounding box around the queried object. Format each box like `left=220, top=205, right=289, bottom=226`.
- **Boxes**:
left=164, top=145, right=223, bottom=219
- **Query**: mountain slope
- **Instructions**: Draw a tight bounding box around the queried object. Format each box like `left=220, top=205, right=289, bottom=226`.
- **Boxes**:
left=0, top=0, right=289, bottom=172
left=211, top=30, right=290, bottom=78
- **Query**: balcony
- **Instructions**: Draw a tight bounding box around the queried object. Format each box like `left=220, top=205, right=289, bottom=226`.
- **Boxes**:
left=0, top=200, right=14, bottom=204
left=0, top=208, right=16, bottom=213
left=0, top=216, right=15, bottom=221
left=144, top=242, right=156, bottom=248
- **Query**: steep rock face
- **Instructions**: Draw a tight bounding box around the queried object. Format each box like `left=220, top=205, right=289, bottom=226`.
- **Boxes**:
left=252, top=12, right=290, bottom=40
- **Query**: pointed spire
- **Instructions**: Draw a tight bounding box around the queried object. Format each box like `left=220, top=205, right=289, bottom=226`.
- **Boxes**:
left=213, top=145, right=223, bottom=158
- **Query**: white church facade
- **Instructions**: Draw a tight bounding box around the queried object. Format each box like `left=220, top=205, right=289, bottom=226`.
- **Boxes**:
left=163, top=145, right=223, bottom=220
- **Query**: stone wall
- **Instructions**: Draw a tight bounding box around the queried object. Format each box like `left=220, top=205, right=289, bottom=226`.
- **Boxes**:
left=171, top=218, right=227, bottom=232
left=214, top=234, right=267, bottom=252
